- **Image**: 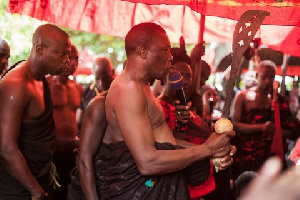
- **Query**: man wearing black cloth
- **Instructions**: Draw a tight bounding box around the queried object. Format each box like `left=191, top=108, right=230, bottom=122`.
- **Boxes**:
left=71, top=22, right=236, bottom=200
left=0, top=24, right=71, bottom=200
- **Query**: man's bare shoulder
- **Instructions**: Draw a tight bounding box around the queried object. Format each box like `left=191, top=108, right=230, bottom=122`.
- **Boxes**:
left=74, top=81, right=84, bottom=94
left=0, top=67, right=29, bottom=93
left=235, top=89, right=248, bottom=100
left=109, top=74, right=143, bottom=95
left=0, top=68, right=32, bottom=108
left=87, top=91, right=107, bottom=111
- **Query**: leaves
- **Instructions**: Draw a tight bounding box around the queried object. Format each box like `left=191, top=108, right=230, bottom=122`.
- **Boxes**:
left=0, top=0, right=126, bottom=69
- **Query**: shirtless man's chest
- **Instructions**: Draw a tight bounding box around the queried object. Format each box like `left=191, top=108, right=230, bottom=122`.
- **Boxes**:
left=23, top=80, right=46, bottom=122
left=145, top=86, right=176, bottom=144
left=245, top=90, right=272, bottom=110
left=50, top=82, right=81, bottom=111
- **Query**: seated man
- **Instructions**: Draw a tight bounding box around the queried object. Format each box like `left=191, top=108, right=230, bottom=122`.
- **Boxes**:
left=69, top=22, right=236, bottom=200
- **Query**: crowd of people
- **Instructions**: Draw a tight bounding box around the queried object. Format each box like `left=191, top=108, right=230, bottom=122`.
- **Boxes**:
left=0, top=22, right=299, bottom=200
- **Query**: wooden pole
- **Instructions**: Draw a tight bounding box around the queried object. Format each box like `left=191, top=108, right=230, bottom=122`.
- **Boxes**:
left=193, top=14, right=206, bottom=94
left=280, top=53, right=290, bottom=96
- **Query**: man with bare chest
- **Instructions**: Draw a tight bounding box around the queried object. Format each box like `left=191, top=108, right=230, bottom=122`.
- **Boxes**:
left=74, top=23, right=236, bottom=200
left=231, top=60, right=299, bottom=180
left=47, top=44, right=83, bottom=200
left=0, top=24, right=71, bottom=200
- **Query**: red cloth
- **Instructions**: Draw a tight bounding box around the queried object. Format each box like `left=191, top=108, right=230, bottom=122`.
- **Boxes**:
left=290, top=139, right=300, bottom=162
left=6, top=0, right=300, bottom=57
left=159, top=100, right=215, bottom=198
left=126, top=0, right=300, bottom=26
left=270, top=100, right=284, bottom=161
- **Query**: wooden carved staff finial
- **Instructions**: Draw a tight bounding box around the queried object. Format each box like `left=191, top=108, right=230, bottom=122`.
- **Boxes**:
left=222, top=10, right=270, bottom=119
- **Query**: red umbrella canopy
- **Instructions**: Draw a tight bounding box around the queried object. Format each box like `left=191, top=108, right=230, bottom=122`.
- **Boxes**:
left=126, top=0, right=300, bottom=26
left=6, top=0, right=237, bottom=44
left=6, top=0, right=300, bottom=56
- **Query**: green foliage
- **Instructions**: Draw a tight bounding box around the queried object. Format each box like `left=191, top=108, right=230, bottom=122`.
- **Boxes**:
left=61, top=27, right=126, bottom=68
left=0, top=0, right=126, bottom=68
left=0, top=0, right=43, bottom=65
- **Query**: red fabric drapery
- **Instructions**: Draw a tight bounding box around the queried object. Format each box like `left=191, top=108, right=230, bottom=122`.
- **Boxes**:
left=6, top=0, right=300, bottom=56
left=125, top=0, right=300, bottom=26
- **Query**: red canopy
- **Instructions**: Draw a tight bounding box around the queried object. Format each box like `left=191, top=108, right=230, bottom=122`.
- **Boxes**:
left=126, top=0, right=300, bottom=26
left=6, top=0, right=300, bottom=56
left=6, top=0, right=236, bottom=43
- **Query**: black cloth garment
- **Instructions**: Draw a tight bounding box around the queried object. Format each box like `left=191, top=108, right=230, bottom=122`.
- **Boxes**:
left=0, top=78, right=56, bottom=199
left=68, top=141, right=210, bottom=200
left=80, top=83, right=98, bottom=112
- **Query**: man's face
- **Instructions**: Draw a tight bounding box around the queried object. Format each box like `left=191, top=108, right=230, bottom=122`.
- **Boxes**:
left=43, top=37, right=71, bottom=76
left=171, top=62, right=193, bottom=99
left=0, top=42, right=10, bottom=75
left=257, top=65, right=276, bottom=92
left=203, top=89, right=219, bottom=107
left=244, top=71, right=257, bottom=89
left=66, top=46, right=79, bottom=76
left=94, top=62, right=114, bottom=90
left=146, top=32, right=173, bottom=80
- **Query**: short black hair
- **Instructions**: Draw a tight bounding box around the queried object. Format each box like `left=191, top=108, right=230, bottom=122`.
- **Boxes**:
left=125, top=22, right=166, bottom=56
left=257, top=60, right=276, bottom=73
left=32, top=24, right=69, bottom=48
left=170, top=47, right=191, bottom=65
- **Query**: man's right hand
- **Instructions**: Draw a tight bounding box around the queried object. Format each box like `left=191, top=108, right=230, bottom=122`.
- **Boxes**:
left=263, top=121, right=275, bottom=139
left=31, top=195, right=44, bottom=200
left=204, top=131, right=235, bottom=158
left=174, top=100, right=190, bottom=123
left=31, top=188, right=45, bottom=200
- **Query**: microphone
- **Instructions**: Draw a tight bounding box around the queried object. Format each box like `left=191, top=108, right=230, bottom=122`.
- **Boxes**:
left=169, top=70, right=186, bottom=105
left=169, top=70, right=187, bottom=132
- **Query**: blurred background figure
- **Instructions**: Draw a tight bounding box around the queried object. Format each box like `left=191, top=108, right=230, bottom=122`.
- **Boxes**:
left=76, top=57, right=114, bottom=134
left=241, top=70, right=257, bottom=90
left=234, top=171, right=257, bottom=200
left=189, top=43, right=212, bottom=117
left=231, top=60, right=299, bottom=182
left=240, top=157, right=300, bottom=200
left=47, top=44, right=83, bottom=200
left=289, top=81, right=300, bottom=118
left=201, top=85, right=220, bottom=128
left=0, top=38, right=10, bottom=79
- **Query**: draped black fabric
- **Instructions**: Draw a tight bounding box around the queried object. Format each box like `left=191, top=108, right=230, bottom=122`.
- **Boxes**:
left=68, top=141, right=210, bottom=200
left=0, top=78, right=56, bottom=199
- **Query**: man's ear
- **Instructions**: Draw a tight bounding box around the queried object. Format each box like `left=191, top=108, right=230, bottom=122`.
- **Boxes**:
left=137, top=45, right=147, bottom=59
left=36, top=44, right=43, bottom=56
